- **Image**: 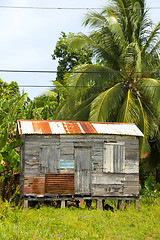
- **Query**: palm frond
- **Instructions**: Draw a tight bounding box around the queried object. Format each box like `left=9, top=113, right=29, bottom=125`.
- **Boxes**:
left=53, top=97, right=75, bottom=120
left=89, top=83, right=125, bottom=121
left=138, top=78, right=160, bottom=109
left=117, top=89, right=140, bottom=123
left=68, top=33, right=121, bottom=69
left=72, top=95, right=97, bottom=121
left=149, top=40, right=160, bottom=56
left=137, top=96, right=150, bottom=156
left=64, top=64, right=122, bottom=90
left=104, top=9, right=126, bottom=52
left=120, top=42, right=141, bottom=71
left=142, top=22, right=160, bottom=55
left=83, top=11, right=108, bottom=28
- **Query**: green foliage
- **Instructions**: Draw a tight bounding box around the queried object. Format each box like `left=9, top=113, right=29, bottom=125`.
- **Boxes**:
left=33, top=92, right=58, bottom=120
left=140, top=176, right=160, bottom=204
left=51, top=32, right=93, bottom=111
left=0, top=77, right=60, bottom=201
left=0, top=199, right=160, bottom=239
left=52, top=32, right=92, bottom=84
left=0, top=94, right=25, bottom=182
left=139, top=136, right=160, bottom=187
left=144, top=176, right=155, bottom=192
left=21, top=96, right=42, bottom=120
left=0, top=79, right=20, bottom=99
left=0, top=80, right=27, bottom=200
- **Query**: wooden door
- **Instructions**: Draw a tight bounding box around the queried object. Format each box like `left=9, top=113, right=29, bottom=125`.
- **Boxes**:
left=74, top=146, right=91, bottom=194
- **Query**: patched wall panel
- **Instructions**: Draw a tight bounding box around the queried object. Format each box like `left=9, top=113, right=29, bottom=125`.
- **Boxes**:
left=24, top=177, right=45, bottom=195
left=45, top=174, right=75, bottom=194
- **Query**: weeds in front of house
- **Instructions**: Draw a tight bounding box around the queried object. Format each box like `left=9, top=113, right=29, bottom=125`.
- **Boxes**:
left=0, top=195, right=160, bottom=240
left=0, top=177, right=160, bottom=239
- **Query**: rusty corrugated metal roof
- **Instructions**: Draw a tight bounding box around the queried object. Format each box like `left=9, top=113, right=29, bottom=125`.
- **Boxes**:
left=17, top=120, right=144, bottom=137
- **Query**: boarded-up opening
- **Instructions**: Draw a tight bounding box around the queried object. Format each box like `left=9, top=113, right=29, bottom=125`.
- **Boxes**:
left=39, top=145, right=60, bottom=173
left=74, top=146, right=91, bottom=194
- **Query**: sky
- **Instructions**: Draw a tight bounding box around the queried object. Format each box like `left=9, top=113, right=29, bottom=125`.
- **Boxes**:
left=0, top=0, right=159, bottom=99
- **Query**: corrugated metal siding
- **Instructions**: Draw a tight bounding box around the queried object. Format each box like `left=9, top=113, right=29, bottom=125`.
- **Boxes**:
left=45, top=174, right=75, bottom=194
left=24, top=177, right=45, bottom=195
left=17, top=120, right=144, bottom=137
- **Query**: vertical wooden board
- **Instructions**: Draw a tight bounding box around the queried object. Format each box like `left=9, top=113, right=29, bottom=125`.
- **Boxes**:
left=114, top=145, right=118, bottom=172
left=104, top=144, right=113, bottom=172
left=74, top=147, right=91, bottom=194
left=49, top=145, right=60, bottom=173
left=39, top=146, right=47, bottom=173
left=40, top=145, right=60, bottom=173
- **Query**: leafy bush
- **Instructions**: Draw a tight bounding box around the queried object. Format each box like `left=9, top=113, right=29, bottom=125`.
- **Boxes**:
left=140, top=176, right=160, bottom=204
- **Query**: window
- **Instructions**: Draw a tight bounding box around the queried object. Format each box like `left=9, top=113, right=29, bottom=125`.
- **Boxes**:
left=103, top=142, right=125, bottom=173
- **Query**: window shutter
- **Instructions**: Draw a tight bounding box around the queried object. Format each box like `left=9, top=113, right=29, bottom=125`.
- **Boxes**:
left=103, top=142, right=125, bottom=173
left=39, top=145, right=60, bottom=173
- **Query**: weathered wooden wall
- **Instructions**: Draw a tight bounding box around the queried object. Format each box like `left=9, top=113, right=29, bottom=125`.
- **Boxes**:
left=21, top=134, right=139, bottom=199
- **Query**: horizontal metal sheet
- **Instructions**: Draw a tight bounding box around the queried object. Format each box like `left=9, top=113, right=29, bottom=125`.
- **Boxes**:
left=24, top=177, right=45, bottom=195
left=45, top=174, right=75, bottom=194
left=17, top=120, right=144, bottom=137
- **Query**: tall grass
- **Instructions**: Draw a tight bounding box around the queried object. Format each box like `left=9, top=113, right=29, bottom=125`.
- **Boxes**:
left=0, top=198, right=160, bottom=240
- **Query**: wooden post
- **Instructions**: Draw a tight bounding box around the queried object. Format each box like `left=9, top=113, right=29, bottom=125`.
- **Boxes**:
left=102, top=199, right=105, bottom=209
left=126, top=200, right=130, bottom=209
left=61, top=200, right=66, bottom=209
left=135, top=200, right=140, bottom=209
left=117, top=200, right=123, bottom=210
left=97, top=199, right=103, bottom=211
left=24, top=199, right=29, bottom=209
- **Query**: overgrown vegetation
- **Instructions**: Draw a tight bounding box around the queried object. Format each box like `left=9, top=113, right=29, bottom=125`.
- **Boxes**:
left=140, top=176, right=160, bottom=204
left=0, top=196, right=160, bottom=240
left=0, top=80, right=58, bottom=200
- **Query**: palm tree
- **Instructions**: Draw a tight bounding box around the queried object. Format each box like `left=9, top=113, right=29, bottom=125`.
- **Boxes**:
left=54, top=0, right=160, bottom=156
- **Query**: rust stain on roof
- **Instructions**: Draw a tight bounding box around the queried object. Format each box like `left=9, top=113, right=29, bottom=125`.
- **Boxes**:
left=80, top=122, right=97, bottom=134
left=32, top=121, right=52, bottom=134
left=62, top=122, right=82, bottom=134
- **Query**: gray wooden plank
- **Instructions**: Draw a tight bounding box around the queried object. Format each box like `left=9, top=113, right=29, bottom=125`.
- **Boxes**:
left=75, top=146, right=91, bottom=194
left=39, top=145, right=60, bottom=173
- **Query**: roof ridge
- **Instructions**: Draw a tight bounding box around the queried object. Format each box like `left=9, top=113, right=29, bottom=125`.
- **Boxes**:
left=17, top=119, right=135, bottom=125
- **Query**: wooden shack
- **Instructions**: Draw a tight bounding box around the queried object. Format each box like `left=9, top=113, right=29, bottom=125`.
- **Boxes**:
left=17, top=120, right=143, bottom=209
